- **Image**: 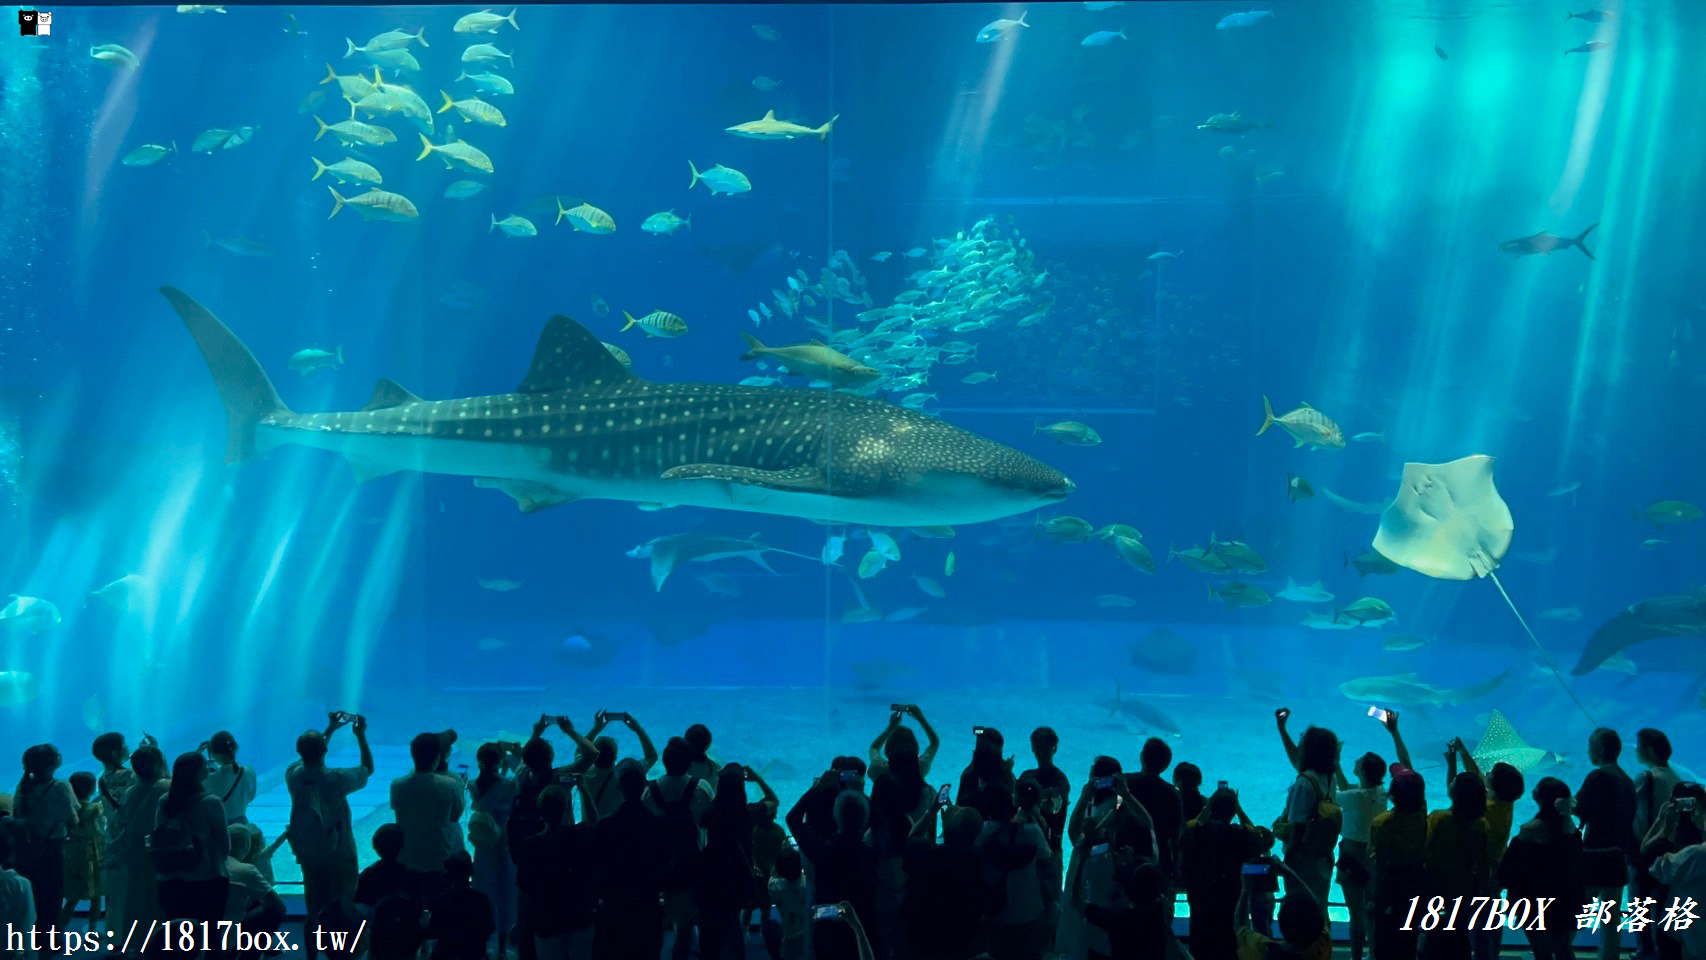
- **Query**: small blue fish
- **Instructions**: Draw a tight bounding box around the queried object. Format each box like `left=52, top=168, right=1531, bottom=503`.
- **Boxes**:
left=443, top=180, right=485, bottom=199
left=1565, top=39, right=1609, bottom=54
left=870, top=251, right=892, bottom=262
left=747, top=309, right=762, bottom=326
left=1081, top=28, right=1126, bottom=46
left=1216, top=9, right=1273, bottom=29
left=1566, top=9, right=1613, bottom=22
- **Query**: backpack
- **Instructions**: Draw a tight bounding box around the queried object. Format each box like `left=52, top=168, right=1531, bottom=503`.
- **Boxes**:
left=287, top=769, right=345, bottom=865
left=1279, top=772, right=1341, bottom=864
left=506, top=776, right=551, bottom=861
left=147, top=810, right=202, bottom=873
left=981, top=822, right=1039, bottom=918
left=651, top=777, right=703, bottom=890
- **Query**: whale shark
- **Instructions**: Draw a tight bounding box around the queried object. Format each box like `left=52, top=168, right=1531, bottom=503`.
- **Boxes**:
left=162, top=287, right=1074, bottom=526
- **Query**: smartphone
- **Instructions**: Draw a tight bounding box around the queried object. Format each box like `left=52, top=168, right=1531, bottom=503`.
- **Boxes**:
left=540, top=714, right=564, bottom=725
left=562, top=773, right=582, bottom=787
left=1090, top=843, right=1110, bottom=857
left=890, top=703, right=909, bottom=713
left=973, top=725, right=988, bottom=737
left=1367, top=705, right=1389, bottom=723
left=1242, top=862, right=1272, bottom=876
left=604, top=711, right=629, bottom=723
left=1094, top=776, right=1115, bottom=790
left=334, top=711, right=357, bottom=724
left=1217, top=780, right=1229, bottom=791
left=812, top=904, right=845, bottom=921
left=838, top=769, right=859, bottom=786
left=1679, top=798, right=1699, bottom=812
left=456, top=763, right=470, bottom=777
left=934, top=783, right=951, bottom=809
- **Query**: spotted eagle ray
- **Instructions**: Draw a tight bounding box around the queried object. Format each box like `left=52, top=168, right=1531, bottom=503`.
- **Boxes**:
left=163, top=288, right=1074, bottom=526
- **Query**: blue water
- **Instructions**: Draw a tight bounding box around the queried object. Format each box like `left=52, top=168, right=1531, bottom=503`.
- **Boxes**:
left=2, top=0, right=1704, bottom=889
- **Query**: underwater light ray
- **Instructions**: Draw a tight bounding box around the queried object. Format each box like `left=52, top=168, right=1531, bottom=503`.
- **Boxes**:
left=338, top=474, right=424, bottom=711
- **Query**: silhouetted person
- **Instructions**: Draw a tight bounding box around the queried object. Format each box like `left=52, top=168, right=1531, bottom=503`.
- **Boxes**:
left=203, top=731, right=257, bottom=825
left=1371, top=766, right=1429, bottom=960
left=427, top=852, right=494, bottom=960
left=958, top=727, right=1016, bottom=822
left=648, top=736, right=714, bottom=960
left=390, top=731, right=466, bottom=899
left=516, top=785, right=596, bottom=960
left=152, top=751, right=231, bottom=921
left=356, top=824, right=415, bottom=907
left=901, top=805, right=986, bottom=960
left=1578, top=727, right=1637, bottom=960
left=1421, top=773, right=1489, bottom=960
left=91, top=732, right=136, bottom=933
left=1, top=819, right=38, bottom=939
left=60, top=771, right=104, bottom=928
left=592, top=759, right=670, bottom=960
left=697, top=764, right=756, bottom=960
left=769, top=844, right=810, bottom=960
left=1280, top=726, right=1340, bottom=907
left=1181, top=786, right=1257, bottom=960
left=13, top=743, right=77, bottom=932
left=1634, top=728, right=1682, bottom=960
left=1130, top=738, right=1185, bottom=889
left=1641, top=783, right=1706, bottom=960
left=288, top=713, right=374, bottom=956
left=798, top=790, right=879, bottom=960
left=1499, top=777, right=1584, bottom=960
left=1020, top=726, right=1069, bottom=952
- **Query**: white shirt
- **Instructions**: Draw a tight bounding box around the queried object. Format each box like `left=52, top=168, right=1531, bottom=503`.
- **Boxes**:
left=977, top=821, right=1052, bottom=925
left=768, top=875, right=808, bottom=960
left=389, top=771, right=467, bottom=873
left=223, top=859, right=271, bottom=921
left=205, top=763, right=258, bottom=823
left=285, top=762, right=371, bottom=864
left=17, top=779, right=78, bottom=840
left=0, top=868, right=34, bottom=960
left=1651, top=843, right=1706, bottom=957
left=1338, top=785, right=1388, bottom=844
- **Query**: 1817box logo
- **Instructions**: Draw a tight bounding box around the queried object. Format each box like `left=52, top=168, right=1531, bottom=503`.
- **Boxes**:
left=19, top=10, right=51, bottom=35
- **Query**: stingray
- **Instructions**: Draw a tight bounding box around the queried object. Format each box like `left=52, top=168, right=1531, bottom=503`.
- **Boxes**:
left=1372, top=455, right=1594, bottom=722
left=1472, top=709, right=1562, bottom=774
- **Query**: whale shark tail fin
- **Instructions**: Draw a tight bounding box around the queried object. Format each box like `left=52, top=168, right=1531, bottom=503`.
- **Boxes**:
left=160, top=287, right=291, bottom=463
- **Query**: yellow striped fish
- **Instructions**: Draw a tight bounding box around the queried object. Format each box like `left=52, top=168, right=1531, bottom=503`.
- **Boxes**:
left=320, top=63, right=377, bottom=101
left=437, top=90, right=506, bottom=127
left=621, top=310, right=688, bottom=338
left=555, top=200, right=615, bottom=234
left=415, top=133, right=493, bottom=173
left=313, top=114, right=396, bottom=147
left=326, top=186, right=418, bottom=221
left=1257, top=396, right=1345, bottom=449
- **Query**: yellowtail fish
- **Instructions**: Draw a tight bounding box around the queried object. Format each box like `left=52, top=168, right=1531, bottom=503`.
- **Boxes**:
left=555, top=201, right=616, bottom=234
left=687, top=160, right=751, bottom=195
left=416, top=133, right=493, bottom=174
left=454, top=9, right=519, bottom=34
left=438, top=90, right=506, bottom=126
left=321, top=63, right=377, bottom=101
left=456, top=70, right=515, bottom=96
left=357, top=27, right=428, bottom=52
left=490, top=214, right=537, bottom=237
left=313, top=114, right=397, bottom=147
left=311, top=156, right=383, bottom=185
left=1256, top=395, right=1344, bottom=449
left=461, top=43, right=513, bottom=66
left=622, top=310, right=689, bottom=338
left=326, top=186, right=418, bottom=221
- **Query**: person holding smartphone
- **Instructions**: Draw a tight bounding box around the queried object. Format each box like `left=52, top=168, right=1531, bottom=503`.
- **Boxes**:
left=286, top=710, right=373, bottom=957
left=1638, top=783, right=1706, bottom=960
left=1234, top=854, right=1331, bottom=960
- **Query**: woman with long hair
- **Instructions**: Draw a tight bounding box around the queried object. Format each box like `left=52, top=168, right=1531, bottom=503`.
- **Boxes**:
left=872, top=726, right=934, bottom=957
left=152, top=751, right=230, bottom=921
left=1499, top=777, right=1585, bottom=960
left=1282, top=726, right=1341, bottom=907
left=468, top=741, right=520, bottom=960
left=696, top=763, right=756, bottom=960
left=13, top=744, right=78, bottom=932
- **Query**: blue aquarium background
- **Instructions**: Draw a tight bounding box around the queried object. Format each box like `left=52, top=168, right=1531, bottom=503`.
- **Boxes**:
left=3, top=0, right=1704, bottom=895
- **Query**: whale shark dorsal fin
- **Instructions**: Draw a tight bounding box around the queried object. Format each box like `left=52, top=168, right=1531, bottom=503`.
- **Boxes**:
left=362, top=377, right=421, bottom=410
left=518, top=314, right=639, bottom=393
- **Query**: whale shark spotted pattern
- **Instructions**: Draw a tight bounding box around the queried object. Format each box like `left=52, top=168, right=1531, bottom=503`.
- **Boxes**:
left=162, top=287, right=1074, bottom=527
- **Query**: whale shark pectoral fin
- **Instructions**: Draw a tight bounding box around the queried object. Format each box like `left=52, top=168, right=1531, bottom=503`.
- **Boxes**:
left=661, top=463, right=830, bottom=494
left=473, top=477, right=576, bottom=513
left=346, top=455, right=398, bottom=483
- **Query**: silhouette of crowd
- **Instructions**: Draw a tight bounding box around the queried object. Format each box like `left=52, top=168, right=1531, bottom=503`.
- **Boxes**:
left=2, top=704, right=1703, bottom=960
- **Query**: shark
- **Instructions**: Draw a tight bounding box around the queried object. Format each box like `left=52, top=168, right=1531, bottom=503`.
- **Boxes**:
left=1338, top=670, right=1510, bottom=707
left=1571, top=591, right=1706, bottom=676
left=725, top=109, right=839, bottom=141
left=162, top=287, right=1074, bottom=526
